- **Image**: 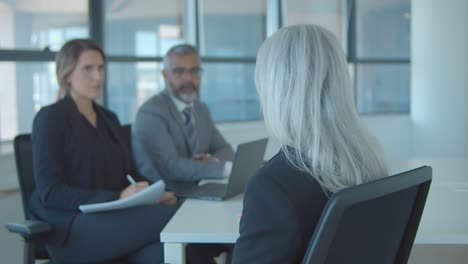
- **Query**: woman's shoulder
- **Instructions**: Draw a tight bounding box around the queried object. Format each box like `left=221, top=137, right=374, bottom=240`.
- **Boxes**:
left=34, top=98, right=72, bottom=124
left=255, top=151, right=303, bottom=180
left=251, top=151, right=324, bottom=197
left=32, top=99, right=76, bottom=142
left=250, top=152, right=299, bottom=188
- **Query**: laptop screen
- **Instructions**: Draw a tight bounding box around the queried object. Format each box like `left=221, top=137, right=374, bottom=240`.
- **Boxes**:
left=225, top=138, right=268, bottom=197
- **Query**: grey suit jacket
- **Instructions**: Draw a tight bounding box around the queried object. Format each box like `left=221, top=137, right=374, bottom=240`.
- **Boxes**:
left=132, top=90, right=234, bottom=186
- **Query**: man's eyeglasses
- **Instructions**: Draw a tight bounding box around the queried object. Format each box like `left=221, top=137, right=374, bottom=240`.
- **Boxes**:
left=171, top=67, right=203, bottom=78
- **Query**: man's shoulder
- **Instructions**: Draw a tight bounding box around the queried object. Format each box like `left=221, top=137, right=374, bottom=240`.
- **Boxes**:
left=193, top=99, right=211, bottom=115
left=139, top=92, right=171, bottom=113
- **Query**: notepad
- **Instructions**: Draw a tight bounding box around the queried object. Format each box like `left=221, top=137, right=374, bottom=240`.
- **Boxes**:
left=79, top=180, right=166, bottom=214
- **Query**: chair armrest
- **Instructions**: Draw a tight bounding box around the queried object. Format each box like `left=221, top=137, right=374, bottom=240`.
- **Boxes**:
left=5, top=220, right=52, bottom=239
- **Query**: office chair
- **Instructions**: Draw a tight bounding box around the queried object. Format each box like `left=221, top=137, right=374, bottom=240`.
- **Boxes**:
left=5, top=134, right=53, bottom=264
left=5, top=125, right=133, bottom=263
left=302, top=166, right=432, bottom=264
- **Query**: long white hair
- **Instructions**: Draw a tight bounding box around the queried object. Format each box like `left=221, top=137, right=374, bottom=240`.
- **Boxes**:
left=256, top=24, right=388, bottom=193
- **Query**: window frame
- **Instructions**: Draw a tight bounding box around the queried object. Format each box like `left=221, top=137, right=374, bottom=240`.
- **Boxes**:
left=0, top=0, right=411, bottom=143
left=347, top=0, right=411, bottom=114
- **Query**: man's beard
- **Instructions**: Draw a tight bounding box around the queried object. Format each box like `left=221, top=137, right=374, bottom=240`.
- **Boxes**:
left=169, top=81, right=199, bottom=104
left=178, top=93, right=198, bottom=104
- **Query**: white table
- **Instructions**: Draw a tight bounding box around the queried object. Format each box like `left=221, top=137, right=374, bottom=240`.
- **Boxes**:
left=161, top=159, right=468, bottom=264
left=161, top=194, right=243, bottom=264
left=389, top=159, right=468, bottom=244
left=413, top=182, right=468, bottom=245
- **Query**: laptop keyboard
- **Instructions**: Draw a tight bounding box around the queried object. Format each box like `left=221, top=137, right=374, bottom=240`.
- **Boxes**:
left=186, top=183, right=227, bottom=196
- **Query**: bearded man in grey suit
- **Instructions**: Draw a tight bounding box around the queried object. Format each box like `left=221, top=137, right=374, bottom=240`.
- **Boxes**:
left=132, top=44, right=234, bottom=190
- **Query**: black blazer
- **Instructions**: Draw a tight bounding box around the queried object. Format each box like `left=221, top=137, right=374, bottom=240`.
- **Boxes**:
left=232, top=151, right=329, bottom=263
left=29, top=96, right=144, bottom=246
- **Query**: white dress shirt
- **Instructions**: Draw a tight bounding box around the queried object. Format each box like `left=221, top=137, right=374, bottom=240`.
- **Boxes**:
left=169, top=94, right=232, bottom=178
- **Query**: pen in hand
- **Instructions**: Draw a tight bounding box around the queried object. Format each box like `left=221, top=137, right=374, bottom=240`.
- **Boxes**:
left=120, top=175, right=148, bottom=200
left=126, top=175, right=136, bottom=185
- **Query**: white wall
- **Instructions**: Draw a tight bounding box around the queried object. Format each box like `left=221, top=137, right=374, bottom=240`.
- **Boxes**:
left=218, top=114, right=412, bottom=161
left=411, top=0, right=468, bottom=158
left=362, top=115, right=412, bottom=159
left=217, top=121, right=279, bottom=160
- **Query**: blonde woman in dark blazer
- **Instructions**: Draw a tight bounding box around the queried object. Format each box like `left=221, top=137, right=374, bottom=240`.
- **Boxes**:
left=232, top=25, right=389, bottom=263
left=30, top=39, right=177, bottom=263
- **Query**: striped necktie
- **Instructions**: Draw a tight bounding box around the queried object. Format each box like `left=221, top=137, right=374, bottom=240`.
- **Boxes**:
left=182, top=107, right=198, bottom=155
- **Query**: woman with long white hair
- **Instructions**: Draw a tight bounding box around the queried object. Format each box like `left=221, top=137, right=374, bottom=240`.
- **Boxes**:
left=232, top=24, right=389, bottom=263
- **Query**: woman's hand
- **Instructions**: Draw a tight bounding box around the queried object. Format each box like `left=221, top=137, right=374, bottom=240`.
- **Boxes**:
left=119, top=181, right=149, bottom=199
left=156, top=192, right=178, bottom=205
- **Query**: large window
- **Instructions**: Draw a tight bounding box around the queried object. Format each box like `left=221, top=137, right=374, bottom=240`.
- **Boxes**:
left=103, top=0, right=265, bottom=124
left=353, top=0, right=410, bottom=113
left=284, top=0, right=411, bottom=113
left=201, top=63, right=259, bottom=121
left=0, top=0, right=410, bottom=142
left=107, top=62, right=163, bottom=124
left=104, top=0, right=184, bottom=57
left=0, top=0, right=88, bottom=141
left=103, top=0, right=184, bottom=124
left=197, top=0, right=265, bottom=121
left=0, top=0, right=88, bottom=50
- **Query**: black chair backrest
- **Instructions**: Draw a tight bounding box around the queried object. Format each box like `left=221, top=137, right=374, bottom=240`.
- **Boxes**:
left=14, top=134, right=51, bottom=261
left=302, top=166, right=432, bottom=264
left=14, top=134, right=34, bottom=219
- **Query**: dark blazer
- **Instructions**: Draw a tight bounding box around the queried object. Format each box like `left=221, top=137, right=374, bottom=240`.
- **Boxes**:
left=232, top=151, right=329, bottom=263
left=29, top=96, right=144, bottom=246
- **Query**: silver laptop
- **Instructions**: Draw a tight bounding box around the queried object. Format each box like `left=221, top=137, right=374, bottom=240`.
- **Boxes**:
left=175, top=138, right=268, bottom=201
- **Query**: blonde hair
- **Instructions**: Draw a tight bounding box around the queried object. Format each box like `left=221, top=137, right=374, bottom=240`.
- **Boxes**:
left=255, top=24, right=388, bottom=193
left=55, top=39, right=105, bottom=100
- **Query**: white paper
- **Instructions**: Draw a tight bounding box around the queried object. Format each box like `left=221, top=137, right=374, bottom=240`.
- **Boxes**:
left=79, top=180, right=166, bottom=214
